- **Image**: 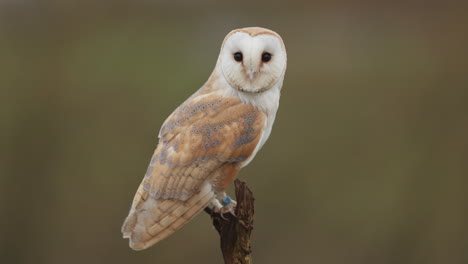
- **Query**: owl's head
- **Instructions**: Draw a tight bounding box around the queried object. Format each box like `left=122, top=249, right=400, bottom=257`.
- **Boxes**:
left=218, top=27, right=287, bottom=93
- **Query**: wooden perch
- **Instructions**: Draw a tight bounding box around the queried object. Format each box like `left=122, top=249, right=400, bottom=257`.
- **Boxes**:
left=204, top=179, right=255, bottom=264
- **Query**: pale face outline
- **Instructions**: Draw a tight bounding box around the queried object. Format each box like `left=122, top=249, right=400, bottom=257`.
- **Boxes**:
left=219, top=32, right=287, bottom=93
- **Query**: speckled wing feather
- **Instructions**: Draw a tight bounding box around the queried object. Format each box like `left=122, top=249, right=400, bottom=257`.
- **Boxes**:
left=122, top=92, right=266, bottom=250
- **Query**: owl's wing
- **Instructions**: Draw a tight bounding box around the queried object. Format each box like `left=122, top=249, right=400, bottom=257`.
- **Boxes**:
left=122, top=92, right=266, bottom=250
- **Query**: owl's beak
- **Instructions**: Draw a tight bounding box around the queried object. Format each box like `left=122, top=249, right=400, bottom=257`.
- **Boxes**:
left=247, top=70, right=257, bottom=80
left=245, top=54, right=259, bottom=81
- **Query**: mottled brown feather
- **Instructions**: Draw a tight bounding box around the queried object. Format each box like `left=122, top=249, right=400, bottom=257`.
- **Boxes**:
left=144, top=93, right=265, bottom=200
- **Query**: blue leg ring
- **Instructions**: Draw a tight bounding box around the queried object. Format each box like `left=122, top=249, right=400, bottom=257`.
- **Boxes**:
left=222, top=196, right=232, bottom=206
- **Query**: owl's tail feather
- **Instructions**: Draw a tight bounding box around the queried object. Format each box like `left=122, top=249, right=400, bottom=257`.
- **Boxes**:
left=121, top=183, right=215, bottom=250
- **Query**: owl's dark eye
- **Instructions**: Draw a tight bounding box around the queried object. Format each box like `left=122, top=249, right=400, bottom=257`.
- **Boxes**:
left=233, top=52, right=243, bottom=62
left=262, top=52, right=272, bottom=62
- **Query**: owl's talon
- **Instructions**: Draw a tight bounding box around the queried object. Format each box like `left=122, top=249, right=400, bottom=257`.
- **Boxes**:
left=216, top=207, right=235, bottom=220
left=228, top=207, right=237, bottom=217
left=219, top=212, right=228, bottom=220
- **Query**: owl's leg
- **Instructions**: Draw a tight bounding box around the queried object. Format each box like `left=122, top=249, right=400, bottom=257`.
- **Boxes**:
left=210, top=198, right=223, bottom=211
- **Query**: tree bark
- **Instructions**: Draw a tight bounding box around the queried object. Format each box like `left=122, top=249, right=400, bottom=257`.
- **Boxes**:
left=204, top=179, right=255, bottom=264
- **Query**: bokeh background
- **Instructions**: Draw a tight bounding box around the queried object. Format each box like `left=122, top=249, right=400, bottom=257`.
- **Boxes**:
left=1, top=1, right=467, bottom=263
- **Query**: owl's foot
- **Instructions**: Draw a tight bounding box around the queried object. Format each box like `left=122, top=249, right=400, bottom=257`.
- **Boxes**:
left=210, top=196, right=237, bottom=218
left=220, top=195, right=237, bottom=216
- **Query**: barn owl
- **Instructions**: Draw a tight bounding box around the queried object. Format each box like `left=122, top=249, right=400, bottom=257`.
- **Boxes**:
left=122, top=27, right=287, bottom=250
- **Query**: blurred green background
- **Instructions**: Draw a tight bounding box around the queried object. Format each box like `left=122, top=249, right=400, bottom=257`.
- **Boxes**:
left=1, top=1, right=467, bottom=263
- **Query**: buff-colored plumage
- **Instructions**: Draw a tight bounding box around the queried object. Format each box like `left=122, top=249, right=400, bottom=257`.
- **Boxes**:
left=122, top=27, right=287, bottom=250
